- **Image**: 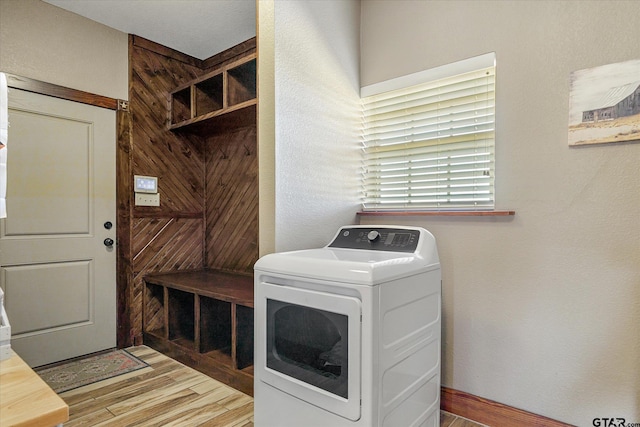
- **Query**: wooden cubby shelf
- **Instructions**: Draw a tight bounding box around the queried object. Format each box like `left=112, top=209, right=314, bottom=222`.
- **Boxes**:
left=143, top=269, right=254, bottom=395
left=168, top=54, right=256, bottom=133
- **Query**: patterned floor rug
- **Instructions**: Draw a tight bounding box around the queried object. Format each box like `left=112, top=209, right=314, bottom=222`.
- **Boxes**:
left=36, top=349, right=149, bottom=393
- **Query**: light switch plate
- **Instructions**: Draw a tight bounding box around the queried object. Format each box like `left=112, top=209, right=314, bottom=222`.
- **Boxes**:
left=135, top=192, right=160, bottom=206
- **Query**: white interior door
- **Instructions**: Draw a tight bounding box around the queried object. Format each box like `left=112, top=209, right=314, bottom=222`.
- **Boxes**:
left=0, top=89, right=116, bottom=367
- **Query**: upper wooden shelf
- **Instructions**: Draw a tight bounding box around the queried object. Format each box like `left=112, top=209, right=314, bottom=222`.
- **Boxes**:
left=168, top=53, right=256, bottom=133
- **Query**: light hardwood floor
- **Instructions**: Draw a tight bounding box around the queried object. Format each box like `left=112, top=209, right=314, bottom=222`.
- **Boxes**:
left=441, top=411, right=488, bottom=427
left=60, top=346, right=253, bottom=426
left=57, top=346, right=484, bottom=427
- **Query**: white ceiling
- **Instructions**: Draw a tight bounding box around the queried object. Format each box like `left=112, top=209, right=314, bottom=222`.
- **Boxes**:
left=43, top=0, right=256, bottom=60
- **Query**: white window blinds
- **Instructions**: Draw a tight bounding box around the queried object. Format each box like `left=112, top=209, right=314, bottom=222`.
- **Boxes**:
left=361, top=53, right=496, bottom=211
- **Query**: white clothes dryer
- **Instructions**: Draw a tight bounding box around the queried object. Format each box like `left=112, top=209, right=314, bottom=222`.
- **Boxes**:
left=254, top=225, right=441, bottom=427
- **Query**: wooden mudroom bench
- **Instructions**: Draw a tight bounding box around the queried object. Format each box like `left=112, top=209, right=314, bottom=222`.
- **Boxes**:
left=143, top=269, right=254, bottom=395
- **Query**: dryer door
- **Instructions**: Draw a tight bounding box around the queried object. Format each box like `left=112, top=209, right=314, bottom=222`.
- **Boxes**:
left=258, top=282, right=361, bottom=421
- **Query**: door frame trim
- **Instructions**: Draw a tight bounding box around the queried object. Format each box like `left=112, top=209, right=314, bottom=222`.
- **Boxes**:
left=4, top=73, right=132, bottom=348
left=4, top=73, right=119, bottom=110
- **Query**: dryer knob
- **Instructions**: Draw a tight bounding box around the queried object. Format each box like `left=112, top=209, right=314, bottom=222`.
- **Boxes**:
left=367, top=230, right=381, bottom=242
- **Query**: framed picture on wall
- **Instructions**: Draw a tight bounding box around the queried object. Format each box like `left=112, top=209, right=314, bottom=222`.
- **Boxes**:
left=568, top=59, right=640, bottom=146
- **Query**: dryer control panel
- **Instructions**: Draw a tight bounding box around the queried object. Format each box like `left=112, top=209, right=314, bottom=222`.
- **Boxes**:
left=328, top=227, right=420, bottom=252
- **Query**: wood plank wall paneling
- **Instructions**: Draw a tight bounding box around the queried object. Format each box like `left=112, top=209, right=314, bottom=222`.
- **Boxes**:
left=131, top=218, right=205, bottom=274
left=202, top=38, right=257, bottom=72
left=131, top=218, right=204, bottom=340
left=128, top=36, right=207, bottom=343
left=142, top=284, right=164, bottom=335
left=132, top=35, right=204, bottom=69
left=130, top=44, right=205, bottom=217
left=205, top=126, right=258, bottom=273
left=123, top=36, right=258, bottom=345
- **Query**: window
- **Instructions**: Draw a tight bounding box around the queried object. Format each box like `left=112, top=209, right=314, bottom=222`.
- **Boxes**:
left=361, top=53, right=496, bottom=211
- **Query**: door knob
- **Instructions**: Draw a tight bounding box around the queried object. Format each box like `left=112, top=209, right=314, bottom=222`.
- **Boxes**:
left=104, top=238, right=114, bottom=247
left=104, top=221, right=113, bottom=230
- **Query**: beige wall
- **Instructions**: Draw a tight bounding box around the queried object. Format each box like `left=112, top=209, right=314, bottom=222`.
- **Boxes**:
left=0, top=0, right=128, bottom=100
left=361, top=1, right=640, bottom=425
left=5, top=0, right=637, bottom=424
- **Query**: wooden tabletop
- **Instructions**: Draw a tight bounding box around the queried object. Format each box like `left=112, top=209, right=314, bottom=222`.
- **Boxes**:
left=0, top=350, right=69, bottom=427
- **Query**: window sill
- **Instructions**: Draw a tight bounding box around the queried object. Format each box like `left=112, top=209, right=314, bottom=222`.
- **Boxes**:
left=357, top=210, right=515, bottom=217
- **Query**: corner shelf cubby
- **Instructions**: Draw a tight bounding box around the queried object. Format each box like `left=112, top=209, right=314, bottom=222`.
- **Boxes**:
left=199, top=297, right=232, bottom=359
left=168, top=53, right=256, bottom=133
left=143, top=282, right=166, bottom=339
left=194, top=73, right=223, bottom=117
left=170, top=87, right=192, bottom=124
left=143, top=269, right=254, bottom=395
left=227, top=58, right=256, bottom=107
left=167, top=289, right=195, bottom=348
